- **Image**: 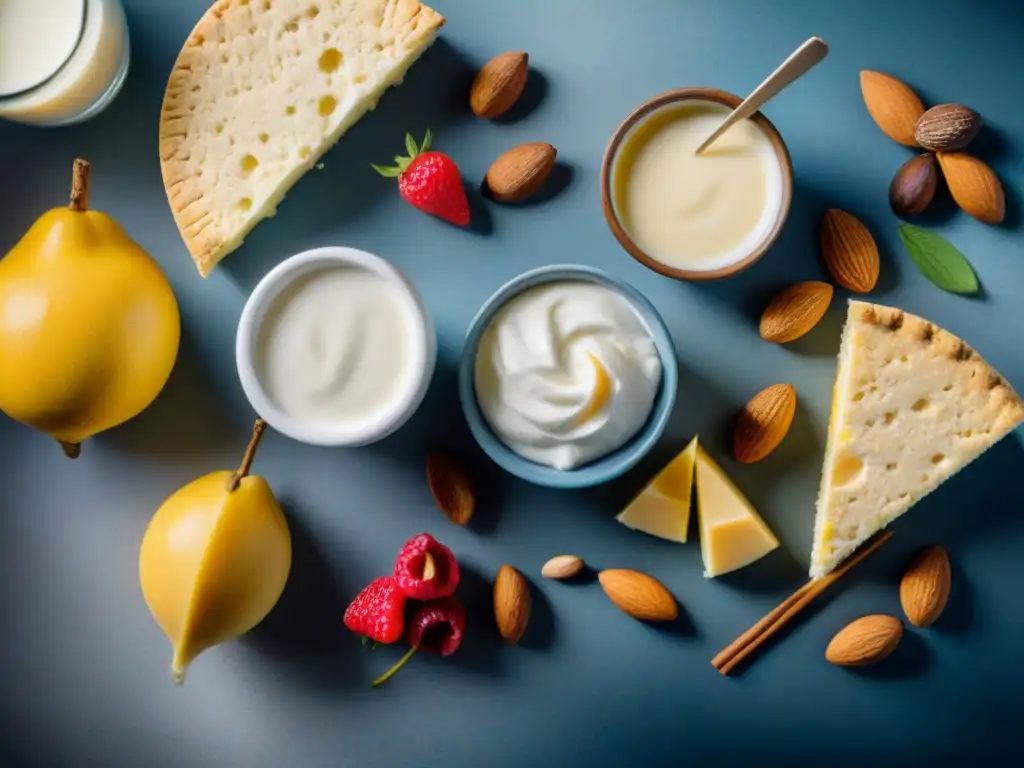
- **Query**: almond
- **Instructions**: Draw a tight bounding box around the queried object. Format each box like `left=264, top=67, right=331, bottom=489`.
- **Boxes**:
left=485, top=142, right=557, bottom=203
left=825, top=614, right=903, bottom=666
left=914, top=104, right=982, bottom=152
left=859, top=70, right=925, bottom=147
left=597, top=569, right=678, bottom=622
left=426, top=451, right=475, bottom=526
left=759, top=281, right=833, bottom=343
left=899, top=545, right=951, bottom=628
left=541, top=554, right=585, bottom=580
left=734, top=383, right=797, bottom=464
left=470, top=51, right=529, bottom=119
left=493, top=564, right=531, bottom=643
left=820, top=209, right=880, bottom=293
left=937, top=152, right=1005, bottom=224
left=889, top=153, right=939, bottom=216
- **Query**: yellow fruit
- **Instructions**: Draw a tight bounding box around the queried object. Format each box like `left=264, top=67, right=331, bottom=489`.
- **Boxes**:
left=139, top=420, right=291, bottom=684
left=0, top=159, right=180, bottom=457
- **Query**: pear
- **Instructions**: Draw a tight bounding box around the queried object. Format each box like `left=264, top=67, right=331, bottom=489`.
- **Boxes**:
left=0, top=159, right=180, bottom=458
left=139, top=420, right=291, bottom=684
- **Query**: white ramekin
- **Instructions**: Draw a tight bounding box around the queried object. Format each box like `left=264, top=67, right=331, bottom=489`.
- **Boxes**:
left=236, top=246, right=436, bottom=447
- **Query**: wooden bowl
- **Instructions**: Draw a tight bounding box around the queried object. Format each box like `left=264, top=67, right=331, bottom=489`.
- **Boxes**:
left=601, top=87, right=794, bottom=281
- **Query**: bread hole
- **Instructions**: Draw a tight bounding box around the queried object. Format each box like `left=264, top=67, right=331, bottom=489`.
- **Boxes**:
left=911, top=398, right=929, bottom=412
left=354, top=73, right=367, bottom=84
left=244, top=84, right=253, bottom=91
left=214, top=123, right=224, bottom=135
left=241, top=154, right=259, bottom=174
left=322, top=31, right=331, bottom=42
left=943, top=385, right=953, bottom=392
left=374, top=42, right=383, bottom=52
left=307, top=5, right=320, bottom=17
left=259, top=132, right=270, bottom=143
left=191, top=84, right=201, bottom=92
left=921, top=473, right=930, bottom=483
left=884, top=411, right=896, bottom=425
left=848, top=496, right=858, bottom=504
left=239, top=0, right=249, bottom=4
left=900, top=355, right=908, bottom=363
left=299, top=146, right=311, bottom=159
left=249, top=27, right=256, bottom=34
left=852, top=392, right=865, bottom=402
left=885, top=463, right=897, bottom=471
left=962, top=429, right=973, bottom=438
left=318, top=95, right=337, bottom=116
left=318, top=48, right=343, bottom=73
left=831, top=451, right=864, bottom=487
left=237, top=197, right=253, bottom=212
left=285, top=105, right=296, bottom=115
left=264, top=0, right=271, bottom=9
left=931, top=453, right=945, bottom=464
left=228, top=87, right=238, bottom=96
left=284, top=17, right=300, bottom=33
left=229, top=136, right=236, bottom=146
left=865, top=419, right=875, bottom=428
left=221, top=54, right=229, bottom=64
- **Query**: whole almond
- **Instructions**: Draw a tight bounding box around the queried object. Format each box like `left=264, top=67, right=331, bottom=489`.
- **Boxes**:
left=820, top=209, right=880, bottom=293
left=899, top=545, right=951, bottom=628
left=915, top=104, right=982, bottom=152
left=937, top=152, right=1005, bottom=224
left=485, top=142, right=557, bottom=203
left=825, top=614, right=903, bottom=666
left=759, top=281, right=833, bottom=343
left=889, top=154, right=939, bottom=216
left=597, top=569, right=678, bottom=622
left=470, top=51, right=529, bottom=119
left=859, top=70, right=925, bottom=147
left=493, top=564, right=531, bottom=643
left=734, top=383, right=797, bottom=464
left=426, top=451, right=475, bottom=526
left=541, top=554, right=585, bottom=580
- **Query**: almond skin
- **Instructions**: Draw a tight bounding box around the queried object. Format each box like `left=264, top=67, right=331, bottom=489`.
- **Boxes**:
left=915, top=104, right=982, bottom=152
left=889, top=154, right=939, bottom=216
left=541, top=554, right=585, bottom=580
left=860, top=70, right=925, bottom=147
left=493, top=564, right=531, bottom=643
left=900, top=546, right=951, bottom=628
left=485, top=142, right=557, bottom=203
left=734, top=383, right=797, bottom=464
left=759, top=281, right=833, bottom=343
left=597, top=569, right=678, bottom=622
left=937, top=152, right=1005, bottom=224
left=470, top=51, right=529, bottom=119
left=820, top=209, right=880, bottom=293
left=825, top=614, right=903, bottom=666
left=426, top=451, right=475, bottom=526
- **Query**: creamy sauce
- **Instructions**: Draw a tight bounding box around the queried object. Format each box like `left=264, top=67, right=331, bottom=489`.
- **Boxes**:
left=613, top=101, right=784, bottom=272
left=474, top=281, right=662, bottom=470
left=257, top=266, right=420, bottom=430
left=0, top=0, right=129, bottom=125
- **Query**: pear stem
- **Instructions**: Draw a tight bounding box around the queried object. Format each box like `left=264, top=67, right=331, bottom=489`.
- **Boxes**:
left=58, top=440, right=81, bottom=459
left=226, top=419, right=267, bottom=492
left=371, top=645, right=418, bottom=687
left=69, top=158, right=91, bottom=212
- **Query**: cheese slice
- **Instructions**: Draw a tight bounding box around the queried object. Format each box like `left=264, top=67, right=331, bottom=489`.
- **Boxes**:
left=694, top=446, right=779, bottom=577
left=159, top=0, right=444, bottom=276
left=615, top=436, right=698, bottom=543
left=811, top=301, right=1024, bottom=579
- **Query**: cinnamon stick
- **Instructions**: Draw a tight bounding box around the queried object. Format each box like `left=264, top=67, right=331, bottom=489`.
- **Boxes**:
left=226, top=419, right=268, bottom=492
left=69, top=158, right=91, bottom=212
left=712, top=529, right=893, bottom=675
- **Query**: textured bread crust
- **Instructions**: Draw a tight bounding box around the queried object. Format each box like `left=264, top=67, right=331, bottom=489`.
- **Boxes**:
left=160, top=0, right=444, bottom=276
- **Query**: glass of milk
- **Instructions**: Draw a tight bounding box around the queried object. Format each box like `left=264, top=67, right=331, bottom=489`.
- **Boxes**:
left=0, top=0, right=131, bottom=126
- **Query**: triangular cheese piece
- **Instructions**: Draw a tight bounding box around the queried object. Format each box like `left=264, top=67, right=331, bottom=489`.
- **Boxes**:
left=616, top=436, right=698, bottom=542
left=811, top=301, right=1024, bottom=579
left=694, top=446, right=779, bottom=577
left=160, top=0, right=445, bottom=275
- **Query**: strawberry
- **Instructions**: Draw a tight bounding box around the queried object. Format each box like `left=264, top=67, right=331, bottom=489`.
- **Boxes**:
left=343, top=576, right=407, bottom=645
left=371, top=130, right=470, bottom=227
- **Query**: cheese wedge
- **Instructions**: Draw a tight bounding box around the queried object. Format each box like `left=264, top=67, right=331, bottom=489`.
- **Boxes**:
left=811, top=301, right=1024, bottom=579
left=159, top=0, right=445, bottom=276
left=694, top=446, right=779, bottom=577
left=616, top=436, right=698, bottom=543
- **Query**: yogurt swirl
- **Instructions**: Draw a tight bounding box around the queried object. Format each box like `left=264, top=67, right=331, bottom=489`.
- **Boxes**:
left=474, top=281, right=662, bottom=470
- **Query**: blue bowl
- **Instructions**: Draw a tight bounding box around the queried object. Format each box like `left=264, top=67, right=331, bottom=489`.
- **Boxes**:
left=459, top=265, right=678, bottom=489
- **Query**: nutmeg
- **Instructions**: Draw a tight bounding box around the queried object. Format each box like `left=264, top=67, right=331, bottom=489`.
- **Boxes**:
left=914, top=104, right=982, bottom=152
left=889, top=153, right=939, bottom=216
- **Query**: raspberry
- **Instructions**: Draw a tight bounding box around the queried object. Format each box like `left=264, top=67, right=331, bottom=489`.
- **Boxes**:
left=393, top=532, right=460, bottom=600
left=371, top=596, right=467, bottom=687
left=343, top=576, right=406, bottom=645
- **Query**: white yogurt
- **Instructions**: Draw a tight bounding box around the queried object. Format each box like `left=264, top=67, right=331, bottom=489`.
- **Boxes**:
left=0, top=0, right=130, bottom=125
left=474, top=281, right=662, bottom=470
left=256, top=265, right=423, bottom=436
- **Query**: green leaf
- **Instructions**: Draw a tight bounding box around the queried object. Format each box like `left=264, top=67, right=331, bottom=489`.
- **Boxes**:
left=370, top=163, right=401, bottom=178
left=421, top=127, right=432, bottom=153
left=897, top=223, right=979, bottom=295
left=405, top=132, right=418, bottom=157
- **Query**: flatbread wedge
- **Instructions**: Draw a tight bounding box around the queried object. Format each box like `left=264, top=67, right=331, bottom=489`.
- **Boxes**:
left=159, top=0, right=444, bottom=276
left=811, top=301, right=1024, bottom=579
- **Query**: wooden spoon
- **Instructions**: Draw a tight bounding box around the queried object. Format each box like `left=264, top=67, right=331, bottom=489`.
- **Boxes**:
left=695, top=36, right=830, bottom=155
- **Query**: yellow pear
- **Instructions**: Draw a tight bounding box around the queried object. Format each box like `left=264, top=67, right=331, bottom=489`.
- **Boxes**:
left=139, top=420, right=291, bottom=684
left=0, top=158, right=180, bottom=458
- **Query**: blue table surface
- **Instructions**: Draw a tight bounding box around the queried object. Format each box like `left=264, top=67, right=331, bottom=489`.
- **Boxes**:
left=2, top=1, right=1023, bottom=765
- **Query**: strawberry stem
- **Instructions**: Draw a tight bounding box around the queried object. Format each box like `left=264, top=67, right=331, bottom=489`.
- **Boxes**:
left=370, top=128, right=433, bottom=178
left=371, top=645, right=418, bottom=687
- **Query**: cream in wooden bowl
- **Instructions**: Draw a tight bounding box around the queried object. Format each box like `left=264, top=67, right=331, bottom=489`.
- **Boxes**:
left=602, top=88, right=793, bottom=280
